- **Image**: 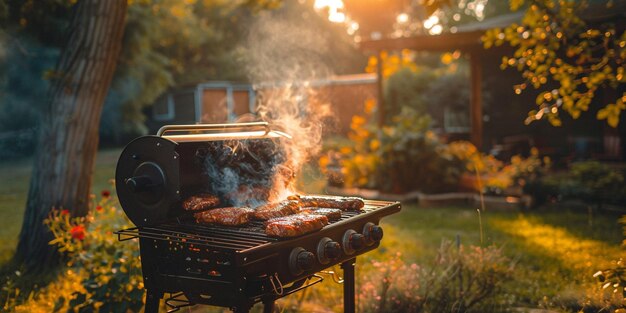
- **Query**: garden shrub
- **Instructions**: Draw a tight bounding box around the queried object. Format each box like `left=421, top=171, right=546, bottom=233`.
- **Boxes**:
left=358, top=241, right=513, bottom=313
left=444, top=141, right=550, bottom=195
left=374, top=107, right=463, bottom=193
left=383, top=67, right=435, bottom=122
left=569, top=161, right=626, bottom=206
left=323, top=109, right=550, bottom=195
left=321, top=102, right=466, bottom=194
left=590, top=259, right=626, bottom=312
left=4, top=187, right=144, bottom=312
left=524, top=161, right=626, bottom=207
left=45, top=189, right=144, bottom=312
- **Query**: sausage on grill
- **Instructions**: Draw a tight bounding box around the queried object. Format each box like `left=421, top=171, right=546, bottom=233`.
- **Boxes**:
left=265, top=214, right=329, bottom=238
left=183, top=194, right=220, bottom=211
left=252, top=200, right=300, bottom=220
left=194, top=207, right=253, bottom=226
left=299, top=207, right=342, bottom=220
left=288, top=195, right=365, bottom=211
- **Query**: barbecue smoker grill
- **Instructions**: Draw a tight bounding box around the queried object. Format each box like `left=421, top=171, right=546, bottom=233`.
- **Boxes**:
left=114, top=122, right=401, bottom=313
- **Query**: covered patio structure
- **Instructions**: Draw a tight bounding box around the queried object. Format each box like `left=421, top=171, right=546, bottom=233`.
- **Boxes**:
left=358, top=13, right=521, bottom=150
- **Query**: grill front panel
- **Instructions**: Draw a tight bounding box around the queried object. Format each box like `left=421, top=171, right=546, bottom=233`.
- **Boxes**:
left=116, top=200, right=401, bottom=308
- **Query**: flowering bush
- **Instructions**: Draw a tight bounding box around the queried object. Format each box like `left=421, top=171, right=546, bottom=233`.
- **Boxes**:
left=358, top=241, right=513, bottom=313
left=320, top=101, right=465, bottom=194
left=445, top=142, right=550, bottom=194
left=321, top=109, right=550, bottom=195
left=41, top=185, right=144, bottom=312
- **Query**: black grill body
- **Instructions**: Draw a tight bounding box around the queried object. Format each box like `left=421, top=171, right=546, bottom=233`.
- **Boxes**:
left=116, top=124, right=290, bottom=227
left=117, top=200, right=400, bottom=311
left=114, top=123, right=402, bottom=312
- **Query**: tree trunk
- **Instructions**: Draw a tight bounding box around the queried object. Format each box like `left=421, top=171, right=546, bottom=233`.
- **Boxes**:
left=15, top=0, right=127, bottom=270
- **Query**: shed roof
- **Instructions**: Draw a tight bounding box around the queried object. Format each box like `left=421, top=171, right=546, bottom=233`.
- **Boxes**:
left=358, top=12, right=524, bottom=53
left=358, top=2, right=626, bottom=53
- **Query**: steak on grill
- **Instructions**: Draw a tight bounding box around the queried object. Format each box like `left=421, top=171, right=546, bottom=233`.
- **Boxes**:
left=183, top=194, right=220, bottom=211
left=194, top=207, right=253, bottom=226
left=252, top=200, right=300, bottom=220
left=288, top=195, right=365, bottom=211
left=299, top=207, right=342, bottom=220
left=265, top=214, right=329, bottom=238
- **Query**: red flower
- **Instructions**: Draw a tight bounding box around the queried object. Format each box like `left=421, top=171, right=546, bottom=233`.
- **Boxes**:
left=70, top=225, right=86, bottom=240
left=60, top=209, right=70, bottom=216
left=96, top=205, right=103, bottom=212
left=101, top=190, right=111, bottom=198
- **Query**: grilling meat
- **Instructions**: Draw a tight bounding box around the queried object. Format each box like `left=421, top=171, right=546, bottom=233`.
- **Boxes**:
left=288, top=195, right=365, bottom=211
left=183, top=194, right=220, bottom=211
left=265, top=214, right=329, bottom=238
left=252, top=200, right=300, bottom=220
left=194, top=207, right=253, bottom=226
left=299, top=207, right=342, bottom=220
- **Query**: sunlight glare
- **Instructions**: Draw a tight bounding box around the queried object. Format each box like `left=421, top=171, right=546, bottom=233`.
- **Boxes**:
left=429, top=24, right=443, bottom=35
left=396, top=13, right=409, bottom=24
left=423, top=15, right=439, bottom=29
left=314, top=0, right=344, bottom=10
left=329, top=11, right=346, bottom=23
left=492, top=217, right=619, bottom=274
left=314, top=0, right=346, bottom=23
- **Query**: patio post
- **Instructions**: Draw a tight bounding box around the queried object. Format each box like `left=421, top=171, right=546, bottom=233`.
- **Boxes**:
left=469, top=51, right=483, bottom=149
left=376, top=51, right=385, bottom=127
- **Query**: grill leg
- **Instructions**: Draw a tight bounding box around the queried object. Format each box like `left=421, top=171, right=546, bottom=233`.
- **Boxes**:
left=341, top=258, right=356, bottom=313
left=262, top=299, right=275, bottom=313
left=144, top=289, right=162, bottom=313
left=231, top=304, right=252, bottom=313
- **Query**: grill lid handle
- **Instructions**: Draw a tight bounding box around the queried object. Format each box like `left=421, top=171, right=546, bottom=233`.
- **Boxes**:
left=157, top=122, right=271, bottom=137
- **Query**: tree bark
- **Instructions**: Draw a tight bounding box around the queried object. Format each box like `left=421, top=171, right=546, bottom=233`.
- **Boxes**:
left=15, top=0, right=127, bottom=270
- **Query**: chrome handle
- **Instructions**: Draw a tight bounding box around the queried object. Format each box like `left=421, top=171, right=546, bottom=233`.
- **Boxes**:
left=156, top=122, right=270, bottom=137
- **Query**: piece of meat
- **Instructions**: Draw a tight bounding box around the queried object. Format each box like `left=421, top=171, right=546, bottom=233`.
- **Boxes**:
left=194, top=207, right=253, bottom=226
left=183, top=194, right=220, bottom=211
left=299, top=207, right=342, bottom=220
left=288, top=195, right=365, bottom=211
left=265, top=214, right=329, bottom=238
left=252, top=200, right=300, bottom=220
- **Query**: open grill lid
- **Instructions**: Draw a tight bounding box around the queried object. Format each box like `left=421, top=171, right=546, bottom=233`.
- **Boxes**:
left=115, top=122, right=291, bottom=227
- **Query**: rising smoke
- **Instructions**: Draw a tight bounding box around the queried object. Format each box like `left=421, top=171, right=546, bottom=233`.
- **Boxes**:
left=245, top=7, right=335, bottom=198
left=202, top=4, right=337, bottom=206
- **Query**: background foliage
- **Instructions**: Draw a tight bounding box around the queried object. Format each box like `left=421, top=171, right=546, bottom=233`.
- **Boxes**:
left=3, top=188, right=144, bottom=312
left=0, top=0, right=363, bottom=157
left=483, top=0, right=626, bottom=127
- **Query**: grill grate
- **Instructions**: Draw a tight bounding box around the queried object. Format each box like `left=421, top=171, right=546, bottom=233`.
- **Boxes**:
left=115, top=200, right=394, bottom=252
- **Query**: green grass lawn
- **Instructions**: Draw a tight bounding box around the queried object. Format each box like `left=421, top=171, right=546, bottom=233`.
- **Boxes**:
left=0, top=149, right=122, bottom=263
left=1, top=152, right=624, bottom=311
left=381, top=205, right=623, bottom=307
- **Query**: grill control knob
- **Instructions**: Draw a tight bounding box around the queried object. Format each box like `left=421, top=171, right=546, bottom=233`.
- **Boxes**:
left=298, top=251, right=315, bottom=270
left=363, top=222, right=384, bottom=246
left=317, top=237, right=341, bottom=264
left=325, top=241, right=341, bottom=259
left=289, top=247, right=315, bottom=275
left=343, top=230, right=365, bottom=255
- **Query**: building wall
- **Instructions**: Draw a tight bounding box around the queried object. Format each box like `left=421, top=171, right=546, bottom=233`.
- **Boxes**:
left=255, top=74, right=378, bottom=135
left=146, top=75, right=378, bottom=136
left=201, top=89, right=228, bottom=123
left=310, top=82, right=378, bottom=135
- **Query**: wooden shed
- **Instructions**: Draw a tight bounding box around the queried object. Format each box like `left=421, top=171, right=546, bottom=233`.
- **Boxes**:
left=147, top=75, right=378, bottom=135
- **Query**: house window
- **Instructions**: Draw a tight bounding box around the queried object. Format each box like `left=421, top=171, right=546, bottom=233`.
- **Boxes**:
left=444, top=107, right=470, bottom=133
left=153, top=94, right=174, bottom=121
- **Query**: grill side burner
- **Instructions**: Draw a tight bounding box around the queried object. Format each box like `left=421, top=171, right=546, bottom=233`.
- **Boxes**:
left=114, top=123, right=402, bottom=312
